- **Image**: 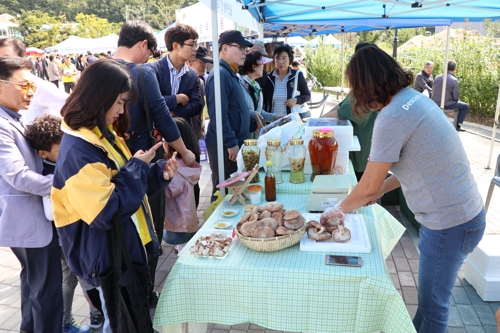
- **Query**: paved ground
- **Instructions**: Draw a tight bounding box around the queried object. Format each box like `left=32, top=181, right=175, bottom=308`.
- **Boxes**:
left=1, top=94, right=499, bottom=332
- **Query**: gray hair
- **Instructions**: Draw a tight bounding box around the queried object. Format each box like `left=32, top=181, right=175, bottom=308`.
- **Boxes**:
left=424, top=61, right=434, bottom=67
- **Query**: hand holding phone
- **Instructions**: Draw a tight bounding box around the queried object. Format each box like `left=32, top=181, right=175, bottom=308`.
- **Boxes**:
left=325, top=255, right=362, bottom=267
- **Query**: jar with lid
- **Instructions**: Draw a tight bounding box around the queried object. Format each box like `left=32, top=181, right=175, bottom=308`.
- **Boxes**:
left=288, top=138, right=306, bottom=183
left=265, top=139, right=283, bottom=184
left=242, top=139, right=260, bottom=183
left=308, top=128, right=338, bottom=181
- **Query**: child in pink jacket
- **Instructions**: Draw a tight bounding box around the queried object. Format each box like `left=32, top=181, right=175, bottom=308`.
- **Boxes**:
left=163, top=118, right=202, bottom=253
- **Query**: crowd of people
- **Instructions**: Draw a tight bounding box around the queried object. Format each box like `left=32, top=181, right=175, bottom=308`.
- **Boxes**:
left=0, top=18, right=494, bottom=333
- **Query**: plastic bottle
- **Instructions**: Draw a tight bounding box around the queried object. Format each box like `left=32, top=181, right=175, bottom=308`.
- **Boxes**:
left=265, top=160, right=276, bottom=202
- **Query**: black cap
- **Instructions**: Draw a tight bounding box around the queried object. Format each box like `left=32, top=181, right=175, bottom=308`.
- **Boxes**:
left=218, top=30, right=253, bottom=48
left=196, top=46, right=213, bottom=63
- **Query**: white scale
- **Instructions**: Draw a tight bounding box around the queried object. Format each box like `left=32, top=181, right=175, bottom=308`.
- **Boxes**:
left=306, top=175, right=352, bottom=212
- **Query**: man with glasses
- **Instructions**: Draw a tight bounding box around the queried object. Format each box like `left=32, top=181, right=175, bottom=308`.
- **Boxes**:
left=205, top=30, right=258, bottom=202
left=147, top=23, right=203, bottom=143
left=414, top=60, right=434, bottom=97
left=0, top=56, right=64, bottom=333
left=112, top=20, right=196, bottom=307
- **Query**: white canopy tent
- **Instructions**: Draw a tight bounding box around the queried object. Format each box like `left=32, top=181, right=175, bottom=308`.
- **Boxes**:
left=45, top=34, right=118, bottom=54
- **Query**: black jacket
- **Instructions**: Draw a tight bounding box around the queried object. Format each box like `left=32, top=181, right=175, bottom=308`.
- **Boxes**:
left=265, top=69, right=311, bottom=114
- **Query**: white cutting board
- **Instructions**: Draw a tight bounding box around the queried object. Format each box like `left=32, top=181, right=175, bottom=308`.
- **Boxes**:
left=300, top=213, right=372, bottom=253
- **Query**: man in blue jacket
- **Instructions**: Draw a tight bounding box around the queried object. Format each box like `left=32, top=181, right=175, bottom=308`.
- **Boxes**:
left=147, top=23, right=203, bottom=139
left=205, top=30, right=257, bottom=201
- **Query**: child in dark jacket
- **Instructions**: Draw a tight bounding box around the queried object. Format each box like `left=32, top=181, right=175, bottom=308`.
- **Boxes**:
left=25, top=114, right=104, bottom=333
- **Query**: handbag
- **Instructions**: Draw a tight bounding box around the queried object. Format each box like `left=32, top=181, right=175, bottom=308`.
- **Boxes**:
left=290, top=69, right=310, bottom=117
left=99, top=212, right=154, bottom=333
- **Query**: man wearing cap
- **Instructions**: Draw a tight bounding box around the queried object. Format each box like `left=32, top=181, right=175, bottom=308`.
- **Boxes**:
left=60, top=55, right=77, bottom=93
left=147, top=23, right=203, bottom=139
left=205, top=30, right=258, bottom=201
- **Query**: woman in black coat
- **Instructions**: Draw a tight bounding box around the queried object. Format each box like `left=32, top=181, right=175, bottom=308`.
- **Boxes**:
left=264, top=44, right=311, bottom=117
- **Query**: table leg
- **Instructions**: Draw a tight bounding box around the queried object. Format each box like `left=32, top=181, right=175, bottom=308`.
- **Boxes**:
left=182, top=322, right=188, bottom=333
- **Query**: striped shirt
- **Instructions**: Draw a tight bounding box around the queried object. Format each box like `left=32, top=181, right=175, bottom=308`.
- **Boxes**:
left=166, top=55, right=190, bottom=96
left=272, top=69, right=291, bottom=116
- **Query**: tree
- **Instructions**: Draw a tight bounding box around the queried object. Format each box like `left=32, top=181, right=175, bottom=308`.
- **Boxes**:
left=484, top=18, right=500, bottom=38
left=16, top=10, right=74, bottom=48
left=75, top=13, right=120, bottom=38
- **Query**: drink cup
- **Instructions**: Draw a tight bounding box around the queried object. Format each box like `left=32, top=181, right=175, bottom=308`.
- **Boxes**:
left=247, top=185, right=262, bottom=205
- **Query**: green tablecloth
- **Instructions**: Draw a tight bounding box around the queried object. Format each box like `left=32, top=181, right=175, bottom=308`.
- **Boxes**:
left=154, top=167, right=414, bottom=333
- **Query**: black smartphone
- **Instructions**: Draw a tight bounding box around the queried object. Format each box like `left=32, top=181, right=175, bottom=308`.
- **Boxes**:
left=325, top=255, right=363, bottom=267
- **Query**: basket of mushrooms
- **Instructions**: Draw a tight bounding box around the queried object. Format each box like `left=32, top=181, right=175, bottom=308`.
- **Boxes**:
left=235, top=202, right=306, bottom=252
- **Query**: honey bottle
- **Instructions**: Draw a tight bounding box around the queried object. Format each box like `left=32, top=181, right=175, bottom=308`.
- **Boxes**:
left=265, top=160, right=276, bottom=202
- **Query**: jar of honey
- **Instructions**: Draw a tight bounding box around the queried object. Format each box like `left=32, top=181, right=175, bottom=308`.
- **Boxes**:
left=242, top=139, right=260, bottom=183
left=308, top=128, right=338, bottom=182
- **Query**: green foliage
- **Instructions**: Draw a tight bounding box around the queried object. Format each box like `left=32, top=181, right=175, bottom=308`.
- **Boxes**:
left=484, top=18, right=500, bottom=38
left=398, top=38, right=499, bottom=117
left=17, top=10, right=76, bottom=48
left=304, top=43, right=353, bottom=88
left=75, top=13, right=120, bottom=38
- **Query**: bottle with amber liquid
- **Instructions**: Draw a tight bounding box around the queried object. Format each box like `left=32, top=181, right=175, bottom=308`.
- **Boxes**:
left=265, top=160, right=276, bottom=201
left=309, top=128, right=338, bottom=181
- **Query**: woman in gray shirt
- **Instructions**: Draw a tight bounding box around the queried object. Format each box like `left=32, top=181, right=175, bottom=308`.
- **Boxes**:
left=321, top=46, right=485, bottom=333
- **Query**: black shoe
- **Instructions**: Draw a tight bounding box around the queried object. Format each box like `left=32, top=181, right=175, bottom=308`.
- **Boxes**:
left=20, top=331, right=34, bottom=333
left=456, top=127, right=465, bottom=132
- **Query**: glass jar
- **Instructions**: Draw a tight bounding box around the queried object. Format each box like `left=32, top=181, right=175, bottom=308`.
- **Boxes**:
left=242, top=139, right=260, bottom=183
left=288, top=138, right=306, bottom=183
left=265, top=139, right=283, bottom=184
left=308, top=128, right=338, bottom=182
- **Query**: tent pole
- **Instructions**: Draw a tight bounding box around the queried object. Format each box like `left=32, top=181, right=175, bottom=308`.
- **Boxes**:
left=486, top=85, right=500, bottom=169
left=439, top=26, right=451, bottom=110
left=211, top=0, right=226, bottom=196
left=392, top=28, right=398, bottom=58
left=341, top=30, right=345, bottom=99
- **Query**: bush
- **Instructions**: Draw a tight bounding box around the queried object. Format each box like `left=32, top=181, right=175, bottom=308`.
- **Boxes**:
left=398, top=38, right=499, bottom=117
left=304, top=43, right=353, bottom=88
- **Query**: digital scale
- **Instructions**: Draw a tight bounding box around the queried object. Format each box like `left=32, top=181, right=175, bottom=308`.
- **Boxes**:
left=306, top=175, right=352, bottom=212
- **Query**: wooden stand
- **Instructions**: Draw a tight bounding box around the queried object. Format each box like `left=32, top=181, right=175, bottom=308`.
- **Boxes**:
left=226, top=165, right=260, bottom=206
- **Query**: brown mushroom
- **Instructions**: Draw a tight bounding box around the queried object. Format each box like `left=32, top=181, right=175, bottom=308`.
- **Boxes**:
left=266, top=201, right=284, bottom=212
left=284, top=215, right=305, bottom=230
left=276, top=226, right=295, bottom=236
left=251, top=226, right=275, bottom=238
left=284, top=209, right=301, bottom=221
left=332, top=225, right=351, bottom=243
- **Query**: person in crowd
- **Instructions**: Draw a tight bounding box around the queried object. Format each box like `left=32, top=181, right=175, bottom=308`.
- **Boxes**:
left=48, top=54, right=61, bottom=88
left=99, top=52, right=106, bottom=60
left=54, top=54, right=63, bottom=72
left=147, top=23, right=203, bottom=139
left=163, top=117, right=202, bottom=253
left=321, top=46, right=485, bottom=333
left=265, top=44, right=310, bottom=117
left=112, top=19, right=195, bottom=306
left=41, top=55, right=49, bottom=80
left=291, top=60, right=301, bottom=71
left=106, top=51, right=112, bottom=58
left=25, top=114, right=101, bottom=333
left=28, top=56, right=36, bottom=75
left=61, top=55, right=77, bottom=94
left=52, top=60, right=178, bottom=333
left=205, top=30, right=258, bottom=201
left=76, top=54, right=86, bottom=73
left=413, top=60, right=434, bottom=96
left=321, top=42, right=379, bottom=181
left=431, top=60, right=469, bottom=131
left=86, top=51, right=97, bottom=64
left=36, top=56, right=43, bottom=78
left=248, top=40, right=270, bottom=111
left=0, top=38, right=68, bottom=125
left=0, top=56, right=63, bottom=333
left=238, top=50, right=278, bottom=136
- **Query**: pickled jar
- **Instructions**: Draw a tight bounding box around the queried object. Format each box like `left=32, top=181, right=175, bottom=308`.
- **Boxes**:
left=288, top=138, right=306, bottom=184
left=265, top=139, right=283, bottom=184
left=308, top=128, right=338, bottom=182
left=242, top=139, right=260, bottom=183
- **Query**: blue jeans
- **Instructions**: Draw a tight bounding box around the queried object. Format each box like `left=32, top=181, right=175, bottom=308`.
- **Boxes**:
left=413, top=209, right=486, bottom=333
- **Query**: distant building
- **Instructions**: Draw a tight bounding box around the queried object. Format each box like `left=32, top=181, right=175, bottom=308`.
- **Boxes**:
left=435, top=18, right=500, bottom=36
left=0, top=13, right=22, bottom=40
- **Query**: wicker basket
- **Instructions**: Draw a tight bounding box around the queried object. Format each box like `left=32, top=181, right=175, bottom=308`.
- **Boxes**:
left=235, top=223, right=306, bottom=252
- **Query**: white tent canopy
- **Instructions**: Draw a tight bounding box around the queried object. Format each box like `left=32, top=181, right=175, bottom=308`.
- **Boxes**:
left=309, top=34, right=341, bottom=47
left=263, top=36, right=310, bottom=47
left=45, top=34, right=119, bottom=54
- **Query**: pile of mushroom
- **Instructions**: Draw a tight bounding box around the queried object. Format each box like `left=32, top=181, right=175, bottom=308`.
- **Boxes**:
left=305, top=217, right=351, bottom=243
left=189, top=233, right=232, bottom=257
left=237, top=202, right=305, bottom=238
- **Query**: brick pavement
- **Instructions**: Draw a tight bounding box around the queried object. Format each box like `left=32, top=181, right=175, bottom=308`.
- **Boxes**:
left=1, top=117, right=499, bottom=333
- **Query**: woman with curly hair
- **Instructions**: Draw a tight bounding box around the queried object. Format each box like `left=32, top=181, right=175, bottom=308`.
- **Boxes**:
left=320, top=46, right=485, bottom=333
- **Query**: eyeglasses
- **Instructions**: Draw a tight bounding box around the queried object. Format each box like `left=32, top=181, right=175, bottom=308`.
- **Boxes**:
left=228, top=44, right=247, bottom=53
left=183, top=42, right=199, bottom=50
left=0, top=79, right=37, bottom=92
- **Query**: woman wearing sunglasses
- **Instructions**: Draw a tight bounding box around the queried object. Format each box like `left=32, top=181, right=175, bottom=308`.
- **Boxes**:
left=51, top=59, right=178, bottom=333
left=0, top=57, right=63, bottom=333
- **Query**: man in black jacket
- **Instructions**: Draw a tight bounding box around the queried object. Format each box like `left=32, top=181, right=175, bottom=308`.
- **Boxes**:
left=413, top=61, right=434, bottom=96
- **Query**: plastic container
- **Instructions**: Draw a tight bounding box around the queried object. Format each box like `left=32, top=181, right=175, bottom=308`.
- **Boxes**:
left=265, top=139, right=283, bottom=184
left=308, top=128, right=338, bottom=181
left=247, top=185, right=262, bottom=205
left=242, top=139, right=260, bottom=183
left=288, top=138, right=306, bottom=183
